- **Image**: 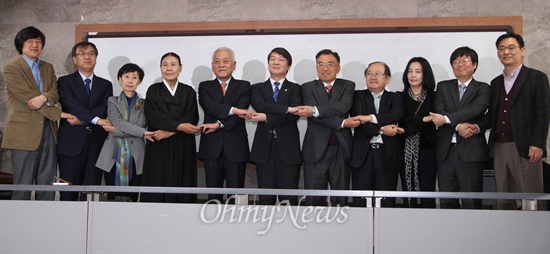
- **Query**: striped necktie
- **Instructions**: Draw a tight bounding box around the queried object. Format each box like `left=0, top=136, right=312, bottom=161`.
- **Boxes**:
left=273, top=82, right=280, bottom=102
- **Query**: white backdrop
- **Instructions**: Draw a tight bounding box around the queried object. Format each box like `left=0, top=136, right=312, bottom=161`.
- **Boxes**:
left=89, top=31, right=505, bottom=149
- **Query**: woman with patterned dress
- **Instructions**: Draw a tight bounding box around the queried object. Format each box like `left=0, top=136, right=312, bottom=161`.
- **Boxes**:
left=397, top=57, right=437, bottom=208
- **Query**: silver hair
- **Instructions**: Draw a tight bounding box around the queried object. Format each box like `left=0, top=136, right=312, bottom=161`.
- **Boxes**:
left=212, top=46, right=236, bottom=62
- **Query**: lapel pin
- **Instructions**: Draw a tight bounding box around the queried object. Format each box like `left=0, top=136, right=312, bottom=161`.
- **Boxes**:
left=285, top=89, right=288, bottom=92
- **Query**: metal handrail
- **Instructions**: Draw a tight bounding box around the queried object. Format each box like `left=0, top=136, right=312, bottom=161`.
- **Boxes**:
left=1, top=184, right=550, bottom=201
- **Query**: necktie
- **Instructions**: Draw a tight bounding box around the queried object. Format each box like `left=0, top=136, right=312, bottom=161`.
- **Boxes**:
left=326, top=84, right=338, bottom=145
left=32, top=62, right=43, bottom=93
left=326, top=85, right=333, bottom=99
left=85, top=78, right=91, bottom=95
left=373, top=93, right=381, bottom=114
left=273, top=82, right=280, bottom=102
left=371, top=93, right=382, bottom=142
left=221, top=82, right=227, bottom=96
left=459, top=83, right=466, bottom=100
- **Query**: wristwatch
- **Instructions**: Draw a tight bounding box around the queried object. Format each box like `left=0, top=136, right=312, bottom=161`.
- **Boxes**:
left=379, top=126, right=384, bottom=135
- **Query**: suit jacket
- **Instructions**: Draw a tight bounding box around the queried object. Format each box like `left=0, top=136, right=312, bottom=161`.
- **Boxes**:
left=487, top=65, right=550, bottom=158
left=434, top=78, right=490, bottom=162
left=249, top=79, right=302, bottom=165
left=57, top=71, right=113, bottom=157
left=350, top=89, right=404, bottom=168
left=2, top=56, right=61, bottom=151
left=301, top=78, right=355, bottom=163
left=198, top=77, right=251, bottom=162
left=96, top=96, right=147, bottom=175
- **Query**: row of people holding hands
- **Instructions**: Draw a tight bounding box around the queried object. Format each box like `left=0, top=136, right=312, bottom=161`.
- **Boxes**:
left=4, top=26, right=548, bottom=209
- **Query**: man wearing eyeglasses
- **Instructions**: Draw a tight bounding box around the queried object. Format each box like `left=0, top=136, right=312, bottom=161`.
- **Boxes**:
left=426, top=46, right=490, bottom=209
left=57, top=41, right=113, bottom=201
left=485, top=33, right=550, bottom=210
left=347, top=62, right=403, bottom=207
left=296, top=49, right=357, bottom=206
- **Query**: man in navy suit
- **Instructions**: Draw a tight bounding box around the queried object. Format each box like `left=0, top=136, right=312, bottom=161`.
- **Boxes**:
left=249, top=47, right=302, bottom=205
left=296, top=49, right=357, bottom=206
left=348, top=62, right=403, bottom=207
left=58, top=41, right=113, bottom=201
left=427, top=46, right=490, bottom=209
left=486, top=33, right=550, bottom=210
left=198, top=47, right=253, bottom=202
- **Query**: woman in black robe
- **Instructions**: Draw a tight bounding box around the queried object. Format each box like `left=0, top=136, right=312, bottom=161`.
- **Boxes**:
left=141, top=52, right=201, bottom=203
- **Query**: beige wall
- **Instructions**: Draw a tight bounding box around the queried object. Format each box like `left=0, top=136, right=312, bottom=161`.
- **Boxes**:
left=1, top=0, right=549, bottom=172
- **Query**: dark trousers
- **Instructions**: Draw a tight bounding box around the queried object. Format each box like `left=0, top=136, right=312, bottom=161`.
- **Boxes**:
left=399, top=148, right=437, bottom=208
left=58, top=133, right=104, bottom=201
left=256, top=138, right=300, bottom=205
left=204, top=150, right=246, bottom=203
left=304, top=145, right=349, bottom=207
left=438, top=146, right=483, bottom=209
left=352, top=144, right=398, bottom=207
left=104, top=161, right=141, bottom=202
left=544, top=162, right=550, bottom=211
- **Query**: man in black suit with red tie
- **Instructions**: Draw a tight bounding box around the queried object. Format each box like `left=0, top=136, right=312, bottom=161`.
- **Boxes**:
left=57, top=41, right=113, bottom=201
left=249, top=47, right=302, bottom=205
left=427, top=46, right=490, bottom=209
left=486, top=33, right=550, bottom=210
left=198, top=47, right=253, bottom=202
left=296, top=49, right=357, bottom=206
left=348, top=62, right=403, bottom=207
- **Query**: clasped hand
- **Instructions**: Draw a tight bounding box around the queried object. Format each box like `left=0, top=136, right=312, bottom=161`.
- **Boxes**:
left=424, top=112, right=446, bottom=127
left=232, top=108, right=254, bottom=120
left=457, top=123, right=478, bottom=139
left=295, top=106, right=314, bottom=117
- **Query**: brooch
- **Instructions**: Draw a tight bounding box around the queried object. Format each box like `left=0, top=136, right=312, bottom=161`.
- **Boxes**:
left=135, top=99, right=144, bottom=110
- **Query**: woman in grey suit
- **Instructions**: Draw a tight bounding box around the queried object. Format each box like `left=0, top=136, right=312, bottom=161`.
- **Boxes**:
left=96, top=63, right=153, bottom=201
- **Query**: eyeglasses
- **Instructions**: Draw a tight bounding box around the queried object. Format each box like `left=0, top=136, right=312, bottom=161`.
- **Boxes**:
left=452, top=58, right=470, bottom=66
left=75, top=51, right=96, bottom=57
left=316, top=62, right=338, bottom=68
left=498, top=45, right=520, bottom=52
left=366, top=72, right=387, bottom=78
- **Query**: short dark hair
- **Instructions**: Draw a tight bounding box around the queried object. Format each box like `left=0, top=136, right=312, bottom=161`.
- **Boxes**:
left=450, top=46, right=478, bottom=73
left=160, top=52, right=181, bottom=66
left=71, top=41, right=98, bottom=57
left=117, top=63, right=145, bottom=81
left=365, top=61, right=391, bottom=78
left=315, top=49, right=340, bottom=64
left=402, top=57, right=436, bottom=91
left=14, top=26, right=46, bottom=54
left=495, top=32, right=525, bottom=48
left=268, top=47, right=292, bottom=67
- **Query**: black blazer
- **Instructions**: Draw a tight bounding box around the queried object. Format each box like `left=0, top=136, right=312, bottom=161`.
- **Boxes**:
left=301, top=78, right=355, bottom=163
left=349, top=89, right=403, bottom=168
left=487, top=65, right=550, bottom=158
left=434, top=78, right=490, bottom=162
left=198, top=77, right=251, bottom=162
left=249, top=79, right=302, bottom=165
left=57, top=71, right=113, bottom=156
left=398, top=90, right=437, bottom=149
